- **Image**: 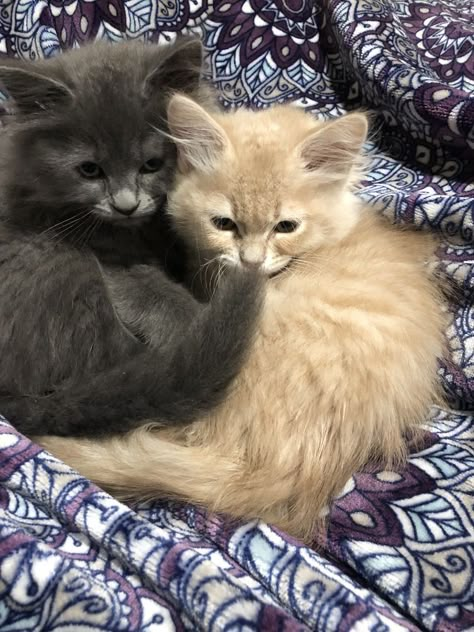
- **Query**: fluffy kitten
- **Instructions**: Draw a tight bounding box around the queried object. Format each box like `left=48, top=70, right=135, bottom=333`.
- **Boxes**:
left=0, top=41, right=262, bottom=437
left=38, top=97, right=446, bottom=541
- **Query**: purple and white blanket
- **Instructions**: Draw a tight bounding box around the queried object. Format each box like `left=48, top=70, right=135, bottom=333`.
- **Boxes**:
left=0, top=1, right=473, bottom=630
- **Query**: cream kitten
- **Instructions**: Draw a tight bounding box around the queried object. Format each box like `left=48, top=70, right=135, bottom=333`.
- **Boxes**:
left=37, top=97, right=446, bottom=542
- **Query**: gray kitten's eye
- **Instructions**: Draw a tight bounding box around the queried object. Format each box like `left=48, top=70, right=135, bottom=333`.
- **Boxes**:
left=211, top=217, right=237, bottom=232
left=78, top=162, right=103, bottom=179
left=141, top=158, right=164, bottom=173
left=274, top=220, right=299, bottom=234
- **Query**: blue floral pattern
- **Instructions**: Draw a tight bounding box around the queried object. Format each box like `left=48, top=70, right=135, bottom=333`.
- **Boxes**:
left=0, top=1, right=474, bottom=630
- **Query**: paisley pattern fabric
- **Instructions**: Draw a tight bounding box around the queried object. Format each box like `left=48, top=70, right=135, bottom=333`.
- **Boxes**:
left=0, top=0, right=474, bottom=630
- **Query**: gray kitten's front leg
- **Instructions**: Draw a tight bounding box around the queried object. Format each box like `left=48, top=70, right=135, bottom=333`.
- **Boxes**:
left=5, top=259, right=262, bottom=437
left=102, top=264, right=199, bottom=349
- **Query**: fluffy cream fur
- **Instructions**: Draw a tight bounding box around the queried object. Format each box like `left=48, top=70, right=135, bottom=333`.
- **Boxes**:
left=36, top=97, right=446, bottom=542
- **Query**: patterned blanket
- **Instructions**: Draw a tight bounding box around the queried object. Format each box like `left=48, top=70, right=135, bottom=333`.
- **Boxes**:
left=0, top=1, right=473, bottom=630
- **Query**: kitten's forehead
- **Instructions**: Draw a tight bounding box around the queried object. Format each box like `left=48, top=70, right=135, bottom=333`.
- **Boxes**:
left=44, top=43, right=169, bottom=158
left=57, top=92, right=166, bottom=163
left=230, top=172, right=282, bottom=227
left=218, top=111, right=305, bottom=225
left=219, top=105, right=318, bottom=153
left=74, top=91, right=154, bottom=151
left=212, top=106, right=322, bottom=225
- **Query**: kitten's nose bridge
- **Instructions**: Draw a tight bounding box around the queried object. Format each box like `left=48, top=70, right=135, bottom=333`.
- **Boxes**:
left=111, top=188, right=139, bottom=216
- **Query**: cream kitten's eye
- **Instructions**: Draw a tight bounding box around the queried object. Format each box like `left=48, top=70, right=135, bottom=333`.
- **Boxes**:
left=274, top=220, right=299, bottom=234
left=211, top=217, right=237, bottom=232
left=78, top=162, right=103, bottom=179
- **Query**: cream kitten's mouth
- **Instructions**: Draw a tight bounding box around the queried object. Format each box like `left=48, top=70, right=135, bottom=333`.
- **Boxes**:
left=218, top=254, right=293, bottom=278
left=269, top=261, right=292, bottom=279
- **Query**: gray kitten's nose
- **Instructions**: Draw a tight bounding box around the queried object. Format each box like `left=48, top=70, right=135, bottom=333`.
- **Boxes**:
left=111, top=190, right=139, bottom=216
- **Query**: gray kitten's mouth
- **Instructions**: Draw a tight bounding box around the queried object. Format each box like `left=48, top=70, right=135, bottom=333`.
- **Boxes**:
left=113, top=213, right=153, bottom=225
left=93, top=207, right=156, bottom=225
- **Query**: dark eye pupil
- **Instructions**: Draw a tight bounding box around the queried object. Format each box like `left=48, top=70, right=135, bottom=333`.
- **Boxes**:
left=79, top=162, right=101, bottom=178
left=142, top=158, right=164, bottom=173
left=275, top=220, right=299, bottom=233
left=212, top=217, right=236, bottom=231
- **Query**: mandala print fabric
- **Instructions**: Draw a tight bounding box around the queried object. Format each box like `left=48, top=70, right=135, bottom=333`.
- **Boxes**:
left=0, top=1, right=473, bottom=630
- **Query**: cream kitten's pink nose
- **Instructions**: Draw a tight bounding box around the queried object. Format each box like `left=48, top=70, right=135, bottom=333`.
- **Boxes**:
left=240, top=244, right=265, bottom=267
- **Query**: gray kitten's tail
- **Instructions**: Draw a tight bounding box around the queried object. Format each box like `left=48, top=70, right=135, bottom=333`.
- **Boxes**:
left=1, top=268, right=263, bottom=436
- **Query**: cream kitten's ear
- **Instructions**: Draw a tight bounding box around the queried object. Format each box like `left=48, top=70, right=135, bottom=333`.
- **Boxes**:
left=167, top=94, right=229, bottom=172
left=297, top=113, right=368, bottom=183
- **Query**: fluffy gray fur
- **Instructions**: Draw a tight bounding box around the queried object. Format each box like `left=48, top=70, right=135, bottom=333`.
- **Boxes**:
left=0, top=38, right=263, bottom=437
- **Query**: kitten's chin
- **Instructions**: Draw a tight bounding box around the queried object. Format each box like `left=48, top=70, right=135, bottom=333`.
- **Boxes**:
left=93, top=209, right=156, bottom=226
left=262, top=255, right=293, bottom=278
left=215, top=254, right=291, bottom=278
left=217, top=255, right=293, bottom=278
left=268, top=260, right=293, bottom=279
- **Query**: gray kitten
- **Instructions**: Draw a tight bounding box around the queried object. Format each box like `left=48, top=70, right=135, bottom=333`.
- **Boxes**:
left=0, top=38, right=262, bottom=437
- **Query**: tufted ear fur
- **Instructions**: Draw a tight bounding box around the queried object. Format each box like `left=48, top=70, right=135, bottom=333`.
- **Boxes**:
left=297, top=112, right=368, bottom=184
left=0, top=61, right=73, bottom=115
left=167, top=93, right=229, bottom=172
left=143, top=36, right=204, bottom=100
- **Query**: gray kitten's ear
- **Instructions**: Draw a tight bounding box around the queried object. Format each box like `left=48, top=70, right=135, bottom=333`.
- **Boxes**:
left=167, top=94, right=229, bottom=172
left=0, top=62, right=73, bottom=115
left=297, top=112, right=368, bottom=183
left=143, top=37, right=203, bottom=99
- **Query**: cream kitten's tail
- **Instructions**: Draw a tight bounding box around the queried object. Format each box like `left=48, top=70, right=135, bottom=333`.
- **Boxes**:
left=36, top=428, right=229, bottom=500
left=36, top=428, right=338, bottom=541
